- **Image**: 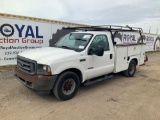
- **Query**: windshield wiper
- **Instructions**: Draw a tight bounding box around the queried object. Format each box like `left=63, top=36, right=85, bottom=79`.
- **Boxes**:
left=75, top=38, right=87, bottom=41
left=61, top=46, right=73, bottom=50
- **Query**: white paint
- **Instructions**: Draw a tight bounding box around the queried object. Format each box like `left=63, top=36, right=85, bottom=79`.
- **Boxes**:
left=17, top=31, right=145, bottom=82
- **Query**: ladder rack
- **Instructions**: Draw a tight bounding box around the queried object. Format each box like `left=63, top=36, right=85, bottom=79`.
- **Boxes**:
left=63, top=25, right=143, bottom=33
left=63, top=25, right=144, bottom=44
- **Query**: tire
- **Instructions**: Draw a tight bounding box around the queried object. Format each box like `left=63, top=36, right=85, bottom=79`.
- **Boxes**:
left=154, top=37, right=160, bottom=51
left=123, top=60, right=136, bottom=77
left=53, top=71, right=80, bottom=100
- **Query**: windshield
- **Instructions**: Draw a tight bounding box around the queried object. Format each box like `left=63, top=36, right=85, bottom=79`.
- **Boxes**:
left=54, top=33, right=93, bottom=52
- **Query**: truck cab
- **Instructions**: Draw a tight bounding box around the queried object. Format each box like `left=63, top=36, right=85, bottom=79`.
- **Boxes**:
left=15, top=26, right=145, bottom=100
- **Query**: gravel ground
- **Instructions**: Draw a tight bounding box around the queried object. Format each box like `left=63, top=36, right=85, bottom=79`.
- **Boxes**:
left=0, top=51, right=160, bottom=120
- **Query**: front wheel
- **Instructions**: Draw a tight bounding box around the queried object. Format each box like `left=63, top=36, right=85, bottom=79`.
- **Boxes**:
left=123, top=60, right=136, bottom=77
left=53, top=71, right=80, bottom=100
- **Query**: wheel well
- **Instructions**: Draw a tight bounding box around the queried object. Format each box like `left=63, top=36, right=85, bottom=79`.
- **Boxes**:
left=60, top=68, right=83, bottom=84
left=131, top=58, right=138, bottom=65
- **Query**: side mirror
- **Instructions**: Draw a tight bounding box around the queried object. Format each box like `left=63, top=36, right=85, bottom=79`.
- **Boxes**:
left=88, top=46, right=104, bottom=56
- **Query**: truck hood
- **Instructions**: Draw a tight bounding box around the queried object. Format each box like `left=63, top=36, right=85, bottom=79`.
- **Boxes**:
left=18, top=47, right=80, bottom=65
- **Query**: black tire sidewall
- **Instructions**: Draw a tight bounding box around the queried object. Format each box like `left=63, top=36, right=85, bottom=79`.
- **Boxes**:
left=56, top=71, right=79, bottom=100
left=154, top=37, right=160, bottom=51
left=128, top=60, right=136, bottom=77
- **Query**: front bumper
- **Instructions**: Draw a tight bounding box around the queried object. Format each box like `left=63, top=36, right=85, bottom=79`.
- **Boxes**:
left=15, top=67, right=58, bottom=91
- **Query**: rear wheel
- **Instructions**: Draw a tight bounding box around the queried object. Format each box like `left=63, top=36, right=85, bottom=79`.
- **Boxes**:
left=53, top=71, right=80, bottom=100
left=123, top=60, right=136, bottom=77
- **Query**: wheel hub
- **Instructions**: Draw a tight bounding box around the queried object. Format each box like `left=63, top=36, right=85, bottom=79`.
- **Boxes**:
left=62, top=79, right=76, bottom=95
left=64, top=80, right=73, bottom=91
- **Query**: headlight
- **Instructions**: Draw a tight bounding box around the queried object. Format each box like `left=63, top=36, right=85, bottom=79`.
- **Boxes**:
left=37, top=64, right=52, bottom=75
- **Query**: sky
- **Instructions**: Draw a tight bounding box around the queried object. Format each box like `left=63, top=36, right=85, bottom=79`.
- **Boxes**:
left=1, top=0, right=160, bottom=34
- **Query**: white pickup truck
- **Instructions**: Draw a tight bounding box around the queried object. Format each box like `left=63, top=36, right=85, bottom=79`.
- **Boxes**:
left=15, top=26, right=146, bottom=100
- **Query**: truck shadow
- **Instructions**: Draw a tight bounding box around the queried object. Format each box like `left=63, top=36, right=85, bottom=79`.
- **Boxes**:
left=31, top=73, right=126, bottom=102
left=80, top=73, right=124, bottom=90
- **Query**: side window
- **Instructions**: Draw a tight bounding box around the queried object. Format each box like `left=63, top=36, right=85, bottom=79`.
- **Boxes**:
left=90, top=35, right=110, bottom=51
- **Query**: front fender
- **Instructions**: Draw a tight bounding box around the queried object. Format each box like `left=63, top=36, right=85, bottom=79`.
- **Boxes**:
left=51, top=61, right=86, bottom=81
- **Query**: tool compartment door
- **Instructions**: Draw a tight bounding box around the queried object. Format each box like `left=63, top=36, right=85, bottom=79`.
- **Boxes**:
left=113, top=45, right=128, bottom=73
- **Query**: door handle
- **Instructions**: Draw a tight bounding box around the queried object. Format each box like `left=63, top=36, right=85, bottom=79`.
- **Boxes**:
left=110, top=54, right=113, bottom=59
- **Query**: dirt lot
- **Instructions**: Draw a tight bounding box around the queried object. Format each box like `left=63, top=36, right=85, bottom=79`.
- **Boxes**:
left=0, top=51, right=160, bottom=120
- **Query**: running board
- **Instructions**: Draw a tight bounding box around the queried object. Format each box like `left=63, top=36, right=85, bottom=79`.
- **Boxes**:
left=84, top=74, right=113, bottom=86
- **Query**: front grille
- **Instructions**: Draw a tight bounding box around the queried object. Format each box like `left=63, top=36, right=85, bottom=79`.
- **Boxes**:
left=17, top=55, right=36, bottom=75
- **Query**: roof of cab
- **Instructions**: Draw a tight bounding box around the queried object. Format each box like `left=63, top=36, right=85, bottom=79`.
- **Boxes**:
left=71, top=31, right=111, bottom=35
